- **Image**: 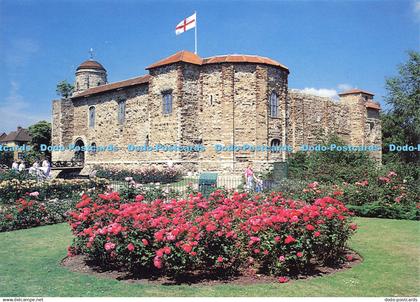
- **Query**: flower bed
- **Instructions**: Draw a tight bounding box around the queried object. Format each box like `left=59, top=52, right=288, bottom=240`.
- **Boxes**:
left=0, top=177, right=109, bottom=205
left=291, top=171, right=419, bottom=220
left=67, top=190, right=356, bottom=281
left=0, top=197, right=78, bottom=232
left=94, top=165, right=182, bottom=184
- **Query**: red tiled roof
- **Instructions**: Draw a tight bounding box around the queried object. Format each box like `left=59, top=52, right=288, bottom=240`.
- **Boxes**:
left=0, top=128, right=31, bottom=143
left=203, top=54, right=288, bottom=70
left=338, top=89, right=374, bottom=96
left=146, top=50, right=289, bottom=71
left=146, top=51, right=202, bottom=69
left=73, top=51, right=288, bottom=98
left=72, top=75, right=150, bottom=98
left=77, top=60, right=106, bottom=71
left=365, top=101, right=381, bottom=110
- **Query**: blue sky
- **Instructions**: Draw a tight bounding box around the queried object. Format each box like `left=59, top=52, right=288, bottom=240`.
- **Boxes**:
left=0, top=0, right=419, bottom=133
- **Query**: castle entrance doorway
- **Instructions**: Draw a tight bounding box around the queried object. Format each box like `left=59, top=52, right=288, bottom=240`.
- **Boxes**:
left=74, top=139, right=85, bottom=163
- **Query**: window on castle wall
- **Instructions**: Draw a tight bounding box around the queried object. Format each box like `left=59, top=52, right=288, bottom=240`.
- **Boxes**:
left=162, top=92, right=172, bottom=114
left=89, top=106, right=95, bottom=128
left=145, top=134, right=149, bottom=147
left=367, top=109, right=379, bottom=119
left=118, top=100, right=126, bottom=125
left=270, top=139, right=281, bottom=152
left=269, top=92, right=278, bottom=118
left=90, top=143, right=97, bottom=154
left=97, top=82, right=101, bottom=86
left=209, top=95, right=213, bottom=106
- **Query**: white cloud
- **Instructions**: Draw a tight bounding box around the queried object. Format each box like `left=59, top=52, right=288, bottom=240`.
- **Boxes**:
left=296, top=87, right=339, bottom=99
left=414, top=0, right=420, bottom=21
left=337, top=83, right=353, bottom=91
left=0, top=81, right=49, bottom=133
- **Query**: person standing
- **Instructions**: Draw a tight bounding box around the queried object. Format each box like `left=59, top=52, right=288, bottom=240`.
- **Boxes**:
left=244, top=163, right=255, bottom=191
left=41, top=157, right=51, bottom=178
left=18, top=161, right=25, bottom=172
left=11, top=161, right=18, bottom=170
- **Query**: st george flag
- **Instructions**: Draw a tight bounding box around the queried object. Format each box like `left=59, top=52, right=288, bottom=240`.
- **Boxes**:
left=175, top=13, right=196, bottom=35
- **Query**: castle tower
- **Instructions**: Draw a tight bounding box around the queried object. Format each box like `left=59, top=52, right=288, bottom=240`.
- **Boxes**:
left=74, top=59, right=107, bottom=94
left=339, top=89, right=382, bottom=162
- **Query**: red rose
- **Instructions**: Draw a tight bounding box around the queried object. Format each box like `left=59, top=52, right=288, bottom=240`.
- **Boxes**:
left=127, top=243, right=135, bottom=251
left=182, top=243, right=192, bottom=253
left=278, top=276, right=289, bottom=283
left=314, top=231, right=321, bottom=237
left=141, top=239, right=149, bottom=246
left=296, top=252, right=303, bottom=257
left=217, top=256, right=223, bottom=262
left=306, top=224, right=315, bottom=231
left=284, top=235, right=296, bottom=244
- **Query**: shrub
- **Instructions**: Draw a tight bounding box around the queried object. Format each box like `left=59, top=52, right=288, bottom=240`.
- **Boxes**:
left=289, top=172, right=419, bottom=220
left=94, top=165, right=183, bottom=184
left=0, top=177, right=109, bottom=205
left=287, top=136, right=378, bottom=184
left=67, top=191, right=356, bottom=278
left=0, top=197, right=78, bottom=232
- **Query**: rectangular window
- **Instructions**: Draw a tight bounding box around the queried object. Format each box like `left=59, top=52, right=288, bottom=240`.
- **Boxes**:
left=270, top=92, right=278, bottom=118
left=162, top=92, right=172, bottom=114
left=89, top=106, right=95, bottom=128
left=118, top=100, right=126, bottom=125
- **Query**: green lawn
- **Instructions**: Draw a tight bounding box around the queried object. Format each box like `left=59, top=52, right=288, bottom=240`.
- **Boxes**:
left=0, top=217, right=419, bottom=297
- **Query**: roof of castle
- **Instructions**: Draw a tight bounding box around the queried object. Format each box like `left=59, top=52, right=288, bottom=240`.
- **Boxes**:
left=72, top=51, right=288, bottom=98
left=76, top=60, right=106, bottom=71
left=365, top=101, right=381, bottom=110
left=146, top=50, right=289, bottom=71
left=338, top=89, right=374, bottom=96
left=72, top=75, right=150, bottom=98
left=0, top=127, right=31, bottom=143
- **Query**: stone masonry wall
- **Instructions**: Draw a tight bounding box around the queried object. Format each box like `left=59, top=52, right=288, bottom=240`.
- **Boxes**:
left=288, top=91, right=351, bottom=152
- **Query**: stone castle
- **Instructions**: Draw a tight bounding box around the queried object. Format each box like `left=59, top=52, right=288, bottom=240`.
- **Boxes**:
left=51, top=50, right=382, bottom=174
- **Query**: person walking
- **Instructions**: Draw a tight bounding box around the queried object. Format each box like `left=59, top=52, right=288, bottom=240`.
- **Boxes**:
left=244, top=163, right=255, bottom=191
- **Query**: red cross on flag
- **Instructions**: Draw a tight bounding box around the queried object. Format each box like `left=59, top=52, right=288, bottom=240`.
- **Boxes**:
left=175, top=13, right=196, bottom=35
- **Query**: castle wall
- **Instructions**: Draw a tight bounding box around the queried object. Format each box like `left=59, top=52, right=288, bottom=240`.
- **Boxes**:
left=288, top=91, right=351, bottom=151
left=288, top=91, right=381, bottom=162
left=52, top=57, right=382, bottom=175
left=267, top=67, right=289, bottom=162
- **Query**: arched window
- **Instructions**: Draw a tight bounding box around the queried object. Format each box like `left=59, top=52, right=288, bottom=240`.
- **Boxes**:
left=162, top=92, right=172, bottom=114
left=269, top=92, right=278, bottom=118
left=270, top=139, right=281, bottom=152
left=118, top=100, right=126, bottom=125
left=88, top=106, right=95, bottom=128
left=271, top=139, right=281, bottom=146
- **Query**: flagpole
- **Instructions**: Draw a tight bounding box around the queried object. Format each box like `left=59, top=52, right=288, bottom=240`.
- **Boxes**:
left=194, top=11, right=198, bottom=54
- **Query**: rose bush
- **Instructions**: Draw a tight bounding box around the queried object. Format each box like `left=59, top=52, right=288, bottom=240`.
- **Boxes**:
left=0, top=177, right=109, bottom=205
left=94, top=165, right=182, bottom=184
left=0, top=196, right=78, bottom=232
left=67, top=190, right=356, bottom=279
left=296, top=171, right=419, bottom=220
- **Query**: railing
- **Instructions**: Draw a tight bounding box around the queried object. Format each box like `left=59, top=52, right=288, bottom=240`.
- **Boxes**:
left=106, top=176, right=278, bottom=197
left=51, top=160, right=84, bottom=169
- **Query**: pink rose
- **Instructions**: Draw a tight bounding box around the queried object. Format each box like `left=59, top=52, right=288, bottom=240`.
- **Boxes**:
left=104, top=242, right=116, bottom=251
left=29, top=191, right=39, bottom=197
left=127, top=243, right=135, bottom=251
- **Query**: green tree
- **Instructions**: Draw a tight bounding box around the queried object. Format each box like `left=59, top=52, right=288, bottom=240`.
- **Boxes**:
left=56, top=80, right=74, bottom=99
left=28, top=121, right=51, bottom=159
left=383, top=51, right=420, bottom=163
